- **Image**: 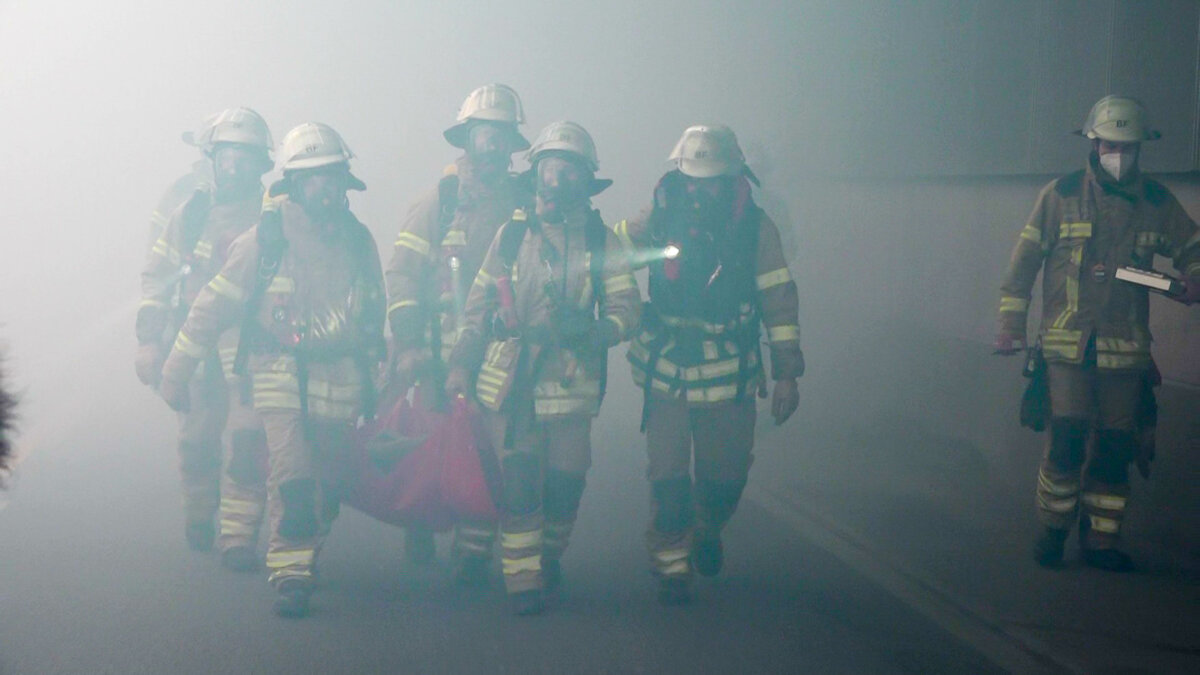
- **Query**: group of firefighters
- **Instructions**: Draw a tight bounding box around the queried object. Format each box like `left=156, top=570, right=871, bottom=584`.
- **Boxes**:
left=136, top=85, right=802, bottom=618
left=134, top=87, right=1198, bottom=621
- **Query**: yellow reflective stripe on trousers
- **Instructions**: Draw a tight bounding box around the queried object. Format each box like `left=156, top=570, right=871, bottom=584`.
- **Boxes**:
left=1082, top=493, right=1127, bottom=511
left=755, top=267, right=792, bottom=291
left=502, top=554, right=542, bottom=576
left=767, top=325, right=800, bottom=342
left=208, top=274, right=246, bottom=303
left=501, top=530, right=542, bottom=550
left=220, top=498, right=263, bottom=516
left=655, top=547, right=690, bottom=575
left=999, top=296, right=1029, bottom=313
left=1087, top=515, right=1120, bottom=534
left=394, top=232, right=431, bottom=257
left=1038, top=495, right=1079, bottom=513
left=266, top=548, right=315, bottom=569
left=1037, top=469, right=1078, bottom=497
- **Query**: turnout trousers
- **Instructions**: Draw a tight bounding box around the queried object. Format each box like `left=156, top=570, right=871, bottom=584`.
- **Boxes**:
left=486, top=410, right=593, bottom=595
left=1037, top=341, right=1142, bottom=551
left=176, top=356, right=268, bottom=552
left=643, top=393, right=756, bottom=581
left=260, top=411, right=356, bottom=590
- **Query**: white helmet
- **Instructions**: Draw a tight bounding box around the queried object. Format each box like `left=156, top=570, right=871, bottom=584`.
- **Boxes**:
left=528, top=121, right=600, bottom=171
left=271, top=122, right=365, bottom=195
left=443, top=84, right=530, bottom=150
left=181, top=112, right=219, bottom=147
left=668, top=124, right=746, bottom=178
left=1076, top=95, right=1161, bottom=142
left=194, top=107, right=273, bottom=155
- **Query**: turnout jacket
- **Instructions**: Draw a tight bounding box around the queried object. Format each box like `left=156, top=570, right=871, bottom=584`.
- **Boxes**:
left=999, top=159, right=1200, bottom=370
left=138, top=185, right=263, bottom=374
left=450, top=207, right=641, bottom=418
left=614, top=189, right=803, bottom=407
left=161, top=197, right=385, bottom=421
left=385, top=158, right=529, bottom=361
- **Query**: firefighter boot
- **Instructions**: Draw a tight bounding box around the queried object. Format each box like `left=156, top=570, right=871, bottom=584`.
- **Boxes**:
left=185, top=519, right=216, bottom=552
left=1032, top=527, right=1068, bottom=568
left=692, top=534, right=724, bottom=577
left=404, top=526, right=436, bottom=565
left=1082, top=548, right=1134, bottom=572
left=454, top=555, right=490, bottom=587
left=273, top=579, right=312, bottom=619
left=542, top=558, right=562, bottom=596
left=509, top=589, right=545, bottom=616
left=221, top=545, right=258, bottom=573
left=657, top=578, right=692, bottom=606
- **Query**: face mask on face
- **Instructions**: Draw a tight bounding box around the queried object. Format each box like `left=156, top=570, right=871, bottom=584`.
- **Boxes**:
left=1099, top=151, right=1137, bottom=182
left=535, top=156, right=589, bottom=223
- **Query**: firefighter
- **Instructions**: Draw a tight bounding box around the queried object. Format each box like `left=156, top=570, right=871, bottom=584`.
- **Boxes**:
left=159, top=122, right=386, bottom=618
left=0, top=360, right=13, bottom=486
left=136, top=107, right=274, bottom=569
left=148, top=113, right=218, bottom=244
left=384, top=84, right=532, bottom=577
left=995, top=96, right=1200, bottom=572
left=612, top=125, right=803, bottom=605
left=445, top=121, right=640, bottom=615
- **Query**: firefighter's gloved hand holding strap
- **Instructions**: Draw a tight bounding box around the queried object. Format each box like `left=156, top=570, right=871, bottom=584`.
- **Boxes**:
left=445, top=367, right=470, bottom=399
left=993, top=332, right=1026, bottom=355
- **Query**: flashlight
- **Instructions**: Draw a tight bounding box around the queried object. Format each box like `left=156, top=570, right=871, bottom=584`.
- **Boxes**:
left=663, top=244, right=680, bottom=260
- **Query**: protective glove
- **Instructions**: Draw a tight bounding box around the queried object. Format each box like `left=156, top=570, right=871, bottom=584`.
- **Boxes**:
left=584, top=318, right=620, bottom=352
left=390, top=347, right=426, bottom=392
left=992, top=332, right=1026, bottom=356
left=1180, top=276, right=1200, bottom=306
left=771, top=378, right=799, bottom=426
left=159, top=377, right=191, bottom=412
left=444, top=367, right=470, bottom=399
left=135, top=343, right=165, bottom=387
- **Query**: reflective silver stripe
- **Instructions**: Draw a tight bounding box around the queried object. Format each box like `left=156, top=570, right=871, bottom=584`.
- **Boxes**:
left=1081, top=493, right=1127, bottom=511
left=387, top=299, right=419, bottom=315
left=755, top=268, right=792, bottom=291
left=1087, top=515, right=1120, bottom=534
left=500, top=530, right=542, bottom=550
left=1059, top=221, right=1092, bottom=238
left=1037, top=495, right=1078, bottom=514
left=173, top=331, right=209, bottom=359
left=208, top=274, right=245, bottom=302
left=394, top=232, right=431, bottom=256
left=999, top=296, right=1029, bottom=313
left=1037, top=469, right=1079, bottom=497
left=265, top=548, right=315, bottom=569
left=502, top=554, right=541, bottom=575
left=767, top=325, right=800, bottom=342
left=1018, top=224, right=1041, bottom=243
left=441, top=230, right=467, bottom=247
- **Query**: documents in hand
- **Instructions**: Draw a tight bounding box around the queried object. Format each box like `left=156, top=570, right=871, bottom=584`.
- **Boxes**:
left=1114, top=266, right=1184, bottom=297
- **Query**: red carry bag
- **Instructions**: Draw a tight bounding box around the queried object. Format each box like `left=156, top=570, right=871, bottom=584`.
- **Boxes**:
left=346, top=391, right=501, bottom=530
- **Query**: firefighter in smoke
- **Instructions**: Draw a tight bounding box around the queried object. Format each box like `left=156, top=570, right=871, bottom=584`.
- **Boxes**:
left=385, top=84, right=532, bottom=578
left=995, top=96, right=1200, bottom=571
left=445, top=121, right=641, bottom=615
left=148, top=113, right=218, bottom=244
left=136, top=107, right=273, bottom=569
left=612, top=124, right=803, bottom=605
left=159, top=123, right=386, bottom=618
left=0, top=361, right=14, bottom=486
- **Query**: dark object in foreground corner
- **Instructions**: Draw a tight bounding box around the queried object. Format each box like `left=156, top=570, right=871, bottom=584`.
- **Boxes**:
left=1019, top=342, right=1049, bottom=432
left=0, top=361, right=15, bottom=480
